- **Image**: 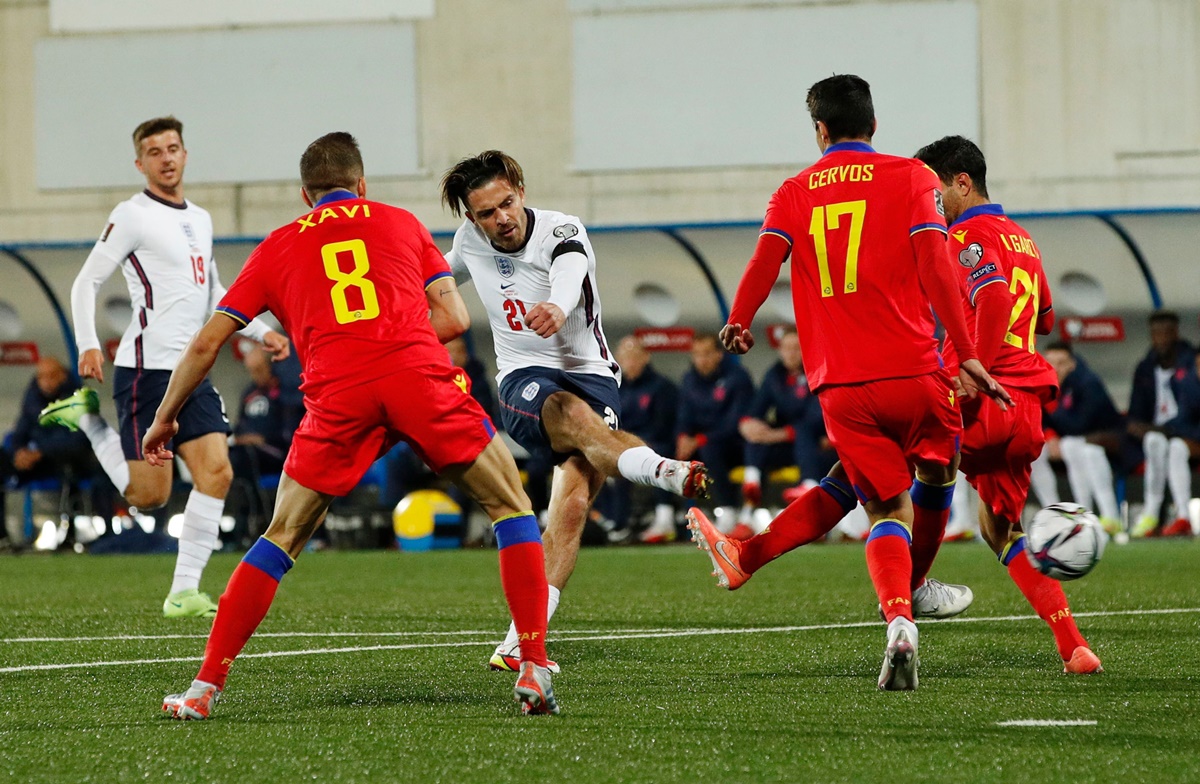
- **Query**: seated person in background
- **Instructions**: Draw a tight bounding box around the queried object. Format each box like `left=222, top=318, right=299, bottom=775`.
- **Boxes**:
left=446, top=335, right=498, bottom=422
left=595, top=335, right=680, bottom=543
left=677, top=332, right=755, bottom=531
left=1, top=357, right=103, bottom=548
left=1157, top=354, right=1200, bottom=536
left=1126, top=310, right=1197, bottom=537
left=227, top=348, right=302, bottom=547
left=230, top=348, right=293, bottom=480
left=1043, top=342, right=1123, bottom=532
left=739, top=326, right=836, bottom=517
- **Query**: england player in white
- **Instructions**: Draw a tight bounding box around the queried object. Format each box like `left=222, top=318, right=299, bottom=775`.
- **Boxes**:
left=40, top=117, right=289, bottom=618
left=440, top=150, right=710, bottom=670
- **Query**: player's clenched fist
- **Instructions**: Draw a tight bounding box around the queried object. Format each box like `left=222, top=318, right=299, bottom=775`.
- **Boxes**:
left=524, top=302, right=566, bottom=338
left=719, top=323, right=755, bottom=354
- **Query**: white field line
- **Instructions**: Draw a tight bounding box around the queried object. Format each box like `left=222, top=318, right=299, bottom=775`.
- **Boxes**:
left=996, top=720, right=1098, bottom=727
left=0, top=627, right=701, bottom=644
left=1, top=606, right=1197, bottom=675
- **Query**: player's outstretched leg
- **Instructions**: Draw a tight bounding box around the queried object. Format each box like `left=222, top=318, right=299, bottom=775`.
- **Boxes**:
left=979, top=505, right=1100, bottom=673
left=163, top=473, right=332, bottom=720
left=688, top=468, right=856, bottom=590
left=540, top=392, right=710, bottom=499
left=40, top=387, right=132, bottom=503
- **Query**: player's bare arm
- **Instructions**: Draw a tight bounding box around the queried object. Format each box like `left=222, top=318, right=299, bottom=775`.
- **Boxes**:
left=143, top=313, right=240, bottom=464
left=426, top=276, right=470, bottom=344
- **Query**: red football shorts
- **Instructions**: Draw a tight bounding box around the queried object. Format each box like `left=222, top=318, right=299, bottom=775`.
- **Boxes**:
left=285, top=364, right=496, bottom=496
left=818, top=370, right=963, bottom=503
left=958, top=387, right=1046, bottom=522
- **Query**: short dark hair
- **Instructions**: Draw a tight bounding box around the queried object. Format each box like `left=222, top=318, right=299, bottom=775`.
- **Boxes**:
left=1149, top=309, right=1180, bottom=326
left=914, top=135, right=990, bottom=199
left=806, top=74, right=874, bottom=143
left=299, top=132, right=364, bottom=196
left=440, top=150, right=525, bottom=217
left=133, top=116, right=183, bottom=155
left=1044, top=340, right=1074, bottom=356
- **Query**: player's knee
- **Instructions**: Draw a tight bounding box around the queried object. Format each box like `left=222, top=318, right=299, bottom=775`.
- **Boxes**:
left=125, top=484, right=169, bottom=510
left=914, top=459, right=955, bottom=486
left=195, top=462, right=234, bottom=497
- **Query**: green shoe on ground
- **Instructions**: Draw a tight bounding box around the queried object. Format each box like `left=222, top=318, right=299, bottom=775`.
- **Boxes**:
left=38, top=387, right=99, bottom=432
left=163, top=588, right=218, bottom=619
left=1130, top=515, right=1158, bottom=538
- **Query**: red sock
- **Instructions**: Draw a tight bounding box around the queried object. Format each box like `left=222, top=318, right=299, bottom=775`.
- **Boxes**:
left=866, top=520, right=913, bottom=622
left=739, top=477, right=856, bottom=574
left=494, top=514, right=549, bottom=667
left=909, top=478, right=955, bottom=589
left=196, top=538, right=293, bottom=688
left=1004, top=538, right=1088, bottom=660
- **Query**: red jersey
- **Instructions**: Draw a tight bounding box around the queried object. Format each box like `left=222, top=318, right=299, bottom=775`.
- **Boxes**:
left=759, top=142, right=949, bottom=392
left=218, top=193, right=452, bottom=397
left=941, top=204, right=1058, bottom=394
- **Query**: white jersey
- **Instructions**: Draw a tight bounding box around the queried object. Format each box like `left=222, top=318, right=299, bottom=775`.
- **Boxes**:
left=447, top=207, right=618, bottom=385
left=71, top=190, right=270, bottom=370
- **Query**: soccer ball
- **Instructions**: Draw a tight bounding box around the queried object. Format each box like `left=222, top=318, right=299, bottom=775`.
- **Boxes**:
left=1025, top=503, right=1107, bottom=581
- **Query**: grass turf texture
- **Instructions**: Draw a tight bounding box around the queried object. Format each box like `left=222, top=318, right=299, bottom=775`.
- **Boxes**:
left=1, top=539, right=1198, bottom=784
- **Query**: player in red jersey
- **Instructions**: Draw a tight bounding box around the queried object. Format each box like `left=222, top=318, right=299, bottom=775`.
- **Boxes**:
left=147, top=133, right=560, bottom=719
left=688, top=75, right=1010, bottom=690
left=915, top=135, right=1101, bottom=674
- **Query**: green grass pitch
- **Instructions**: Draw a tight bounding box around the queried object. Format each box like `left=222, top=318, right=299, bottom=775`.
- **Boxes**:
left=2, top=538, right=1198, bottom=783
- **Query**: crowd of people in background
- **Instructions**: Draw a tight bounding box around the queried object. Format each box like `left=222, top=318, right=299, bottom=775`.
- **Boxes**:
left=6, top=310, right=1200, bottom=551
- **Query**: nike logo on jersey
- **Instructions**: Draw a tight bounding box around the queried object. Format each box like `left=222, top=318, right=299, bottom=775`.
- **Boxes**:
left=501, top=283, right=516, bottom=290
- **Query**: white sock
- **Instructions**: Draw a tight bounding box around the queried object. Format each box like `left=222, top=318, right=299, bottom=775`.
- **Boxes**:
left=170, top=490, right=224, bottom=595
left=948, top=472, right=971, bottom=531
left=742, top=466, right=762, bottom=487
left=79, top=413, right=130, bottom=495
left=1082, top=443, right=1120, bottom=521
left=1058, top=437, right=1095, bottom=510
left=652, top=503, right=675, bottom=529
left=1167, top=437, right=1192, bottom=517
left=1029, top=446, right=1060, bottom=506
left=503, top=585, right=561, bottom=650
left=1142, top=431, right=1168, bottom=521
left=617, top=445, right=670, bottom=489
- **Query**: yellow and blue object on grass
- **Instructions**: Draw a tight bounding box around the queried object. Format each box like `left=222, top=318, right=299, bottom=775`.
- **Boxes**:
left=393, top=490, right=462, bottom=551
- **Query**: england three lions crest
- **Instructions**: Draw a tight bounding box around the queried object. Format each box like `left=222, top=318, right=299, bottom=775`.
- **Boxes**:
left=495, top=256, right=515, bottom=278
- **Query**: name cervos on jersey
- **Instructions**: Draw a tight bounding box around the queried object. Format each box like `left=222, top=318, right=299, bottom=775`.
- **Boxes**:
left=296, top=203, right=372, bottom=233
left=808, top=164, right=875, bottom=190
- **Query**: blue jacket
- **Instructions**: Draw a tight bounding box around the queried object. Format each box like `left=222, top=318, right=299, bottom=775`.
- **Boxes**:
left=748, top=361, right=825, bottom=442
left=1046, top=359, right=1122, bottom=436
left=1127, top=340, right=1196, bottom=426
left=618, top=365, right=677, bottom=451
left=1164, top=367, right=1200, bottom=442
left=677, top=356, right=755, bottom=443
